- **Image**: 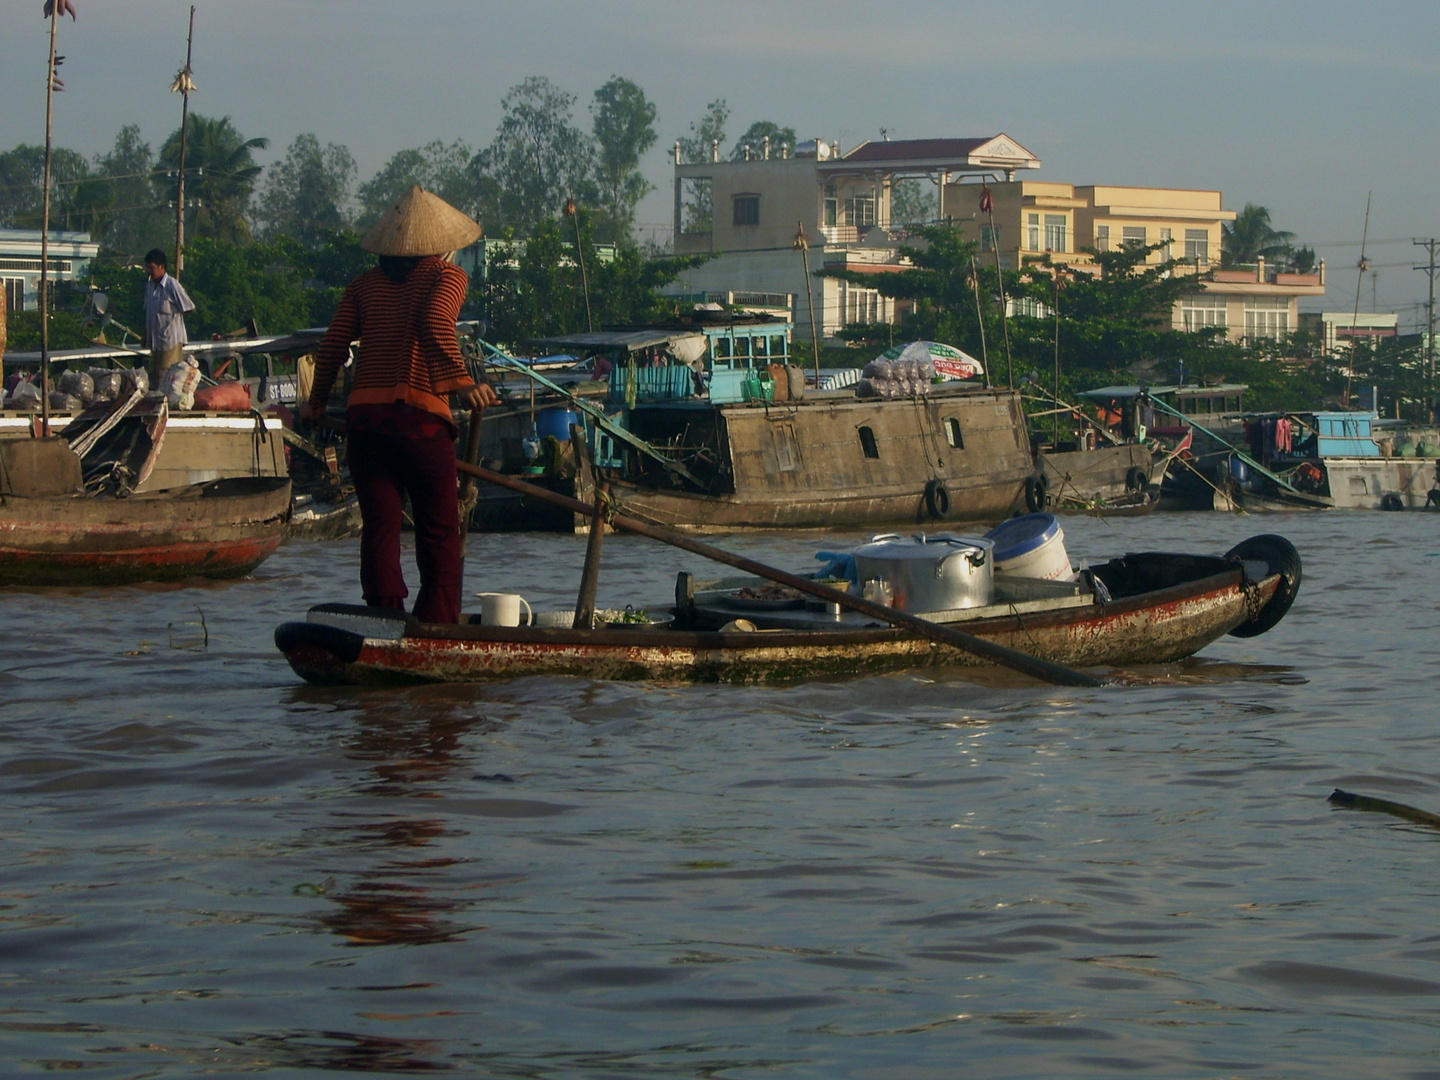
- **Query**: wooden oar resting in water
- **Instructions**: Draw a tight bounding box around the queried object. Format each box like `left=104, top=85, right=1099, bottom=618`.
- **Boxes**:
left=454, top=460, right=1103, bottom=689
left=1328, top=789, right=1440, bottom=829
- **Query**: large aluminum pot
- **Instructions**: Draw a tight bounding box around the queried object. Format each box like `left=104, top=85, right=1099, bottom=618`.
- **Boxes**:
left=851, top=532, right=995, bottom=612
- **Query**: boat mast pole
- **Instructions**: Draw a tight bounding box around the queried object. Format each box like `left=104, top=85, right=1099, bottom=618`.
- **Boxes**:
left=795, top=222, right=821, bottom=386
left=970, top=255, right=990, bottom=389
left=172, top=6, right=195, bottom=278
left=1345, top=192, right=1370, bottom=409
left=980, top=183, right=1013, bottom=388
left=38, top=0, right=62, bottom=438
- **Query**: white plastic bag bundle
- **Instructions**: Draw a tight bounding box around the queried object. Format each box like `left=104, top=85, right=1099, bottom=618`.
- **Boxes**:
left=10, top=379, right=42, bottom=411
left=158, top=357, right=200, bottom=410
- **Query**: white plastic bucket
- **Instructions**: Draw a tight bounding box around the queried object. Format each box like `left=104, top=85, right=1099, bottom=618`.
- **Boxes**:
left=984, top=513, right=1073, bottom=581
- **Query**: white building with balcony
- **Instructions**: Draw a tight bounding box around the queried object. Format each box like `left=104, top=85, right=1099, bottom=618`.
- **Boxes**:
left=0, top=228, right=100, bottom=314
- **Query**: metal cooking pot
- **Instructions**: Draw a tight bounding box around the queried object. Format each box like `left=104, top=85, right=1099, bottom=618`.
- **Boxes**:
left=851, top=532, right=995, bottom=613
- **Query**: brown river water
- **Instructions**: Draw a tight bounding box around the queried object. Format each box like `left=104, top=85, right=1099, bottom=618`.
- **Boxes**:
left=2, top=510, right=1439, bottom=1078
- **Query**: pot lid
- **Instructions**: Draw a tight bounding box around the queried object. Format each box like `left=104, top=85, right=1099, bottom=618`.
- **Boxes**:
left=852, top=532, right=994, bottom=560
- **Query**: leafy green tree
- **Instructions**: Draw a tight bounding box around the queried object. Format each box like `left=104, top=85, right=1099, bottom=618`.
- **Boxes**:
left=590, top=76, right=657, bottom=243
left=159, top=114, right=269, bottom=244
left=93, top=125, right=169, bottom=259
left=889, top=178, right=936, bottom=225
left=675, top=100, right=729, bottom=235
left=1222, top=204, right=1294, bottom=266
left=730, top=120, right=794, bottom=161
left=255, top=133, right=356, bottom=246
left=172, top=235, right=312, bottom=337
left=0, top=143, right=93, bottom=230
left=478, top=209, right=706, bottom=346
left=476, top=77, right=595, bottom=236
left=677, top=99, right=728, bottom=164
left=356, top=140, right=483, bottom=230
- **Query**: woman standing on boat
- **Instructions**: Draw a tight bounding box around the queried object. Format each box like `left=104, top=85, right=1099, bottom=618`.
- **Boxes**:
left=305, top=186, right=498, bottom=623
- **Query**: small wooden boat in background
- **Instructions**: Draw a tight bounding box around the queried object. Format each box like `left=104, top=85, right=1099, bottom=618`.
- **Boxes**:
left=275, top=535, right=1300, bottom=686
left=0, top=437, right=290, bottom=586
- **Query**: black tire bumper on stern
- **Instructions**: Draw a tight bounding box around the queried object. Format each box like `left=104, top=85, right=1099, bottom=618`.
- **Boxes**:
left=1225, top=534, right=1302, bottom=638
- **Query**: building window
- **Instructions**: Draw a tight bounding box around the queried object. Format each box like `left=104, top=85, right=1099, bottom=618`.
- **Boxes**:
left=846, top=194, right=876, bottom=227
left=846, top=286, right=881, bottom=325
left=1159, top=227, right=1173, bottom=260
left=859, top=425, right=880, bottom=459
left=1185, top=229, right=1209, bottom=263
left=733, top=194, right=760, bottom=227
left=1028, top=213, right=1041, bottom=251
left=1122, top=226, right=1146, bottom=249
left=981, top=224, right=1001, bottom=251
left=3, top=277, right=23, bottom=313
left=1044, top=214, right=1067, bottom=253
left=1244, top=296, right=1290, bottom=340
left=1181, top=293, right=1228, bottom=332
left=1096, top=225, right=1110, bottom=252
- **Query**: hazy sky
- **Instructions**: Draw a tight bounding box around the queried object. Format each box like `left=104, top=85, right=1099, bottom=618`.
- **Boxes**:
left=4, top=0, right=1438, bottom=323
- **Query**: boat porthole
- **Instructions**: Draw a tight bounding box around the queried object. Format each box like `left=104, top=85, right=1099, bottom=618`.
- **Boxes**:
left=925, top=479, right=951, bottom=520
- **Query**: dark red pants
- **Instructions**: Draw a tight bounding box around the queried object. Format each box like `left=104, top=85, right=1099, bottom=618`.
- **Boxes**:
left=347, top=428, right=463, bottom=623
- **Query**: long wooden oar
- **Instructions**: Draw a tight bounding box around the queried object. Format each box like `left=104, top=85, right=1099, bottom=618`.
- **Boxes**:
left=457, top=461, right=1103, bottom=688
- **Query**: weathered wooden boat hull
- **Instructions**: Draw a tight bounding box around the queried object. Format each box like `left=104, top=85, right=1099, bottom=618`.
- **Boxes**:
left=0, top=476, right=291, bottom=585
left=276, top=569, right=1280, bottom=686
left=1041, top=444, right=1154, bottom=511
left=473, top=386, right=1038, bottom=532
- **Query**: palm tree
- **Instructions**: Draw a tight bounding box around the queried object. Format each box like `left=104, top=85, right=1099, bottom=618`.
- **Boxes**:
left=1222, top=204, right=1295, bottom=267
left=159, top=114, right=268, bottom=244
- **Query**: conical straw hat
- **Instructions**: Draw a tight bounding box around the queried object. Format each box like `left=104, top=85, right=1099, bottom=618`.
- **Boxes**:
left=360, top=186, right=482, bottom=256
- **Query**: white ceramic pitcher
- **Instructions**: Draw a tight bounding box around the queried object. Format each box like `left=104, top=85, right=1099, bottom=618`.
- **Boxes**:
left=477, top=592, right=533, bottom=627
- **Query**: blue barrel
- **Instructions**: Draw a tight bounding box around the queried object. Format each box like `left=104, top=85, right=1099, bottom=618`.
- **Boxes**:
left=536, top=407, right=580, bottom=441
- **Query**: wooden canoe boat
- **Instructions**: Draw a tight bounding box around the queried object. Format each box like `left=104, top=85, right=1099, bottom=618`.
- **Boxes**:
left=275, top=535, right=1301, bottom=686
left=0, top=474, right=292, bottom=586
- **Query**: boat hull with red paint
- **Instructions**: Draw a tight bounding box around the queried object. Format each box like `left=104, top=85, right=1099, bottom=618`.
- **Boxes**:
left=0, top=475, right=292, bottom=586
left=276, top=542, right=1298, bottom=686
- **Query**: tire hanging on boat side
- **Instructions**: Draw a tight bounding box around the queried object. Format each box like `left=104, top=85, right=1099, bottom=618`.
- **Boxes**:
left=1125, top=466, right=1149, bottom=493
left=1025, top=473, right=1048, bottom=513
left=1224, top=534, right=1302, bottom=638
left=924, top=478, right=952, bottom=520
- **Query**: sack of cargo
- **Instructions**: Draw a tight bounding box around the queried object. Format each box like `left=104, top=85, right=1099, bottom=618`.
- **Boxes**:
left=158, top=357, right=201, bottom=410
left=49, top=391, right=83, bottom=412
left=90, top=368, right=126, bottom=401
left=193, top=380, right=252, bottom=412
left=58, top=369, right=95, bottom=405
left=10, top=378, right=42, bottom=411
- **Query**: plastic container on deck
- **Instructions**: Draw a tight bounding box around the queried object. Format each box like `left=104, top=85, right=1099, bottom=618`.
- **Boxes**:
left=536, top=407, right=580, bottom=441
left=984, top=513, right=1074, bottom=581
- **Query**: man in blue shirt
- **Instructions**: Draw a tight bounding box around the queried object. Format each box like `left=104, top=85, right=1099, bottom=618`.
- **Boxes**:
left=141, top=248, right=195, bottom=385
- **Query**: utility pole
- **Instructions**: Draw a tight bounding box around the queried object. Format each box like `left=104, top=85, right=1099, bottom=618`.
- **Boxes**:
left=1414, top=238, right=1439, bottom=425
left=38, top=0, right=64, bottom=438
left=171, top=7, right=196, bottom=277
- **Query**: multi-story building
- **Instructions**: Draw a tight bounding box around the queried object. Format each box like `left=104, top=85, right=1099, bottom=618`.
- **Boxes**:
left=665, top=141, right=1326, bottom=348
left=0, top=228, right=100, bottom=313
left=1297, top=311, right=1399, bottom=354
left=952, top=181, right=1325, bottom=344
left=666, top=136, right=1042, bottom=338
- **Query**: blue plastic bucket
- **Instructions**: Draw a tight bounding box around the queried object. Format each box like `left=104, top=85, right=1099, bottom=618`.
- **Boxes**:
left=983, top=513, right=1072, bottom=580
left=536, top=407, right=580, bottom=441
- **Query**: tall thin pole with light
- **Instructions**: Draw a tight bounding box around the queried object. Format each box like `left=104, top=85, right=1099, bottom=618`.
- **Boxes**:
left=38, top=0, right=74, bottom=437
left=171, top=6, right=196, bottom=277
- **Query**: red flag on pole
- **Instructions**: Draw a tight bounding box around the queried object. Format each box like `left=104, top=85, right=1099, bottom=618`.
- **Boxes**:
left=979, top=185, right=993, bottom=215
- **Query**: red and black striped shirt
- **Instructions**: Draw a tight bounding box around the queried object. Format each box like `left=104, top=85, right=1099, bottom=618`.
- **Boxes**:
left=310, top=256, right=475, bottom=424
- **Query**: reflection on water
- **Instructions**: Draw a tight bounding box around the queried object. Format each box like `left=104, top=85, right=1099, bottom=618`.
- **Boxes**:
left=3, top=511, right=1440, bottom=1077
